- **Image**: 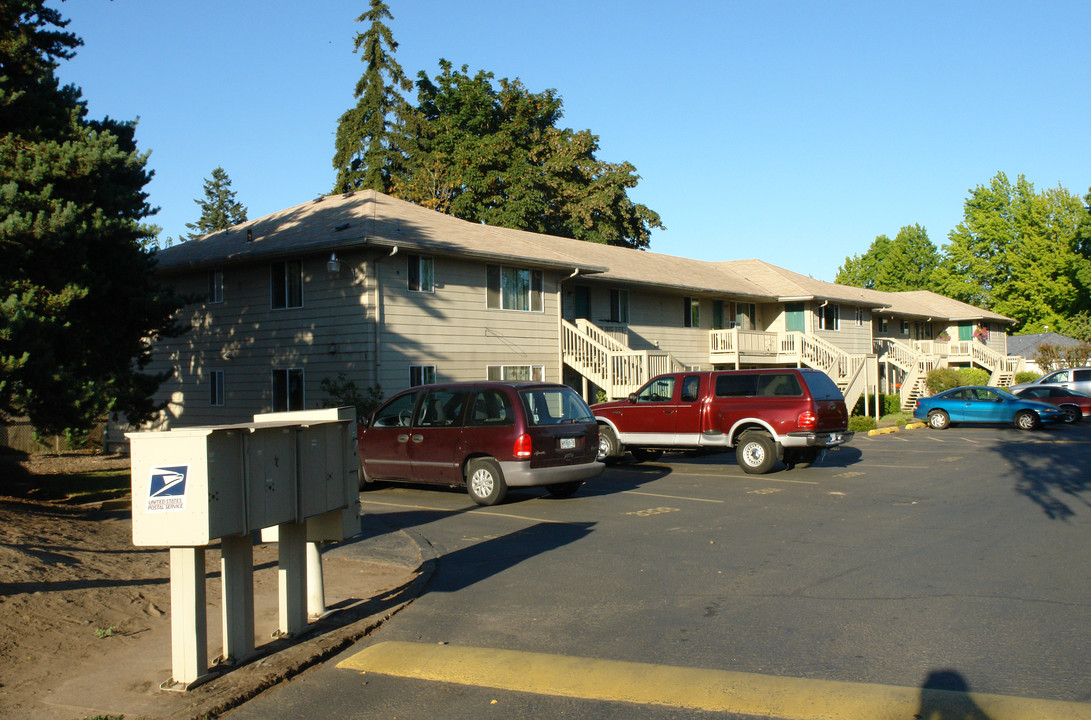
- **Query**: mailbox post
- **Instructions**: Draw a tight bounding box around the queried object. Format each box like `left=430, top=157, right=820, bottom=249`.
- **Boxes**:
left=127, top=408, right=359, bottom=691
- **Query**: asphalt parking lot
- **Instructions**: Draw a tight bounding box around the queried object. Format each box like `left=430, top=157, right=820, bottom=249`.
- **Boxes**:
left=228, top=420, right=1091, bottom=720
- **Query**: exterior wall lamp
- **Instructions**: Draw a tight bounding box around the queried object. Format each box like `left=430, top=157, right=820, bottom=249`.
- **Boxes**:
left=327, top=253, right=355, bottom=279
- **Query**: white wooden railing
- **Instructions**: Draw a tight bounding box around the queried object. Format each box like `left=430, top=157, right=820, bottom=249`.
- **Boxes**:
left=562, top=320, right=682, bottom=399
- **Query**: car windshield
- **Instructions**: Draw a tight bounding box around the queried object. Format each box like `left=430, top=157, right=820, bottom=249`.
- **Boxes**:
left=519, top=387, right=594, bottom=426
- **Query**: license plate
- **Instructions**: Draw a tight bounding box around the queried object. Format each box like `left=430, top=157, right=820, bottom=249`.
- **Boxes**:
left=559, top=437, right=576, bottom=449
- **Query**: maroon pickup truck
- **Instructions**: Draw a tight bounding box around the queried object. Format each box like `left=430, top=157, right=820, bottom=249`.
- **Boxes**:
left=592, top=369, right=853, bottom=474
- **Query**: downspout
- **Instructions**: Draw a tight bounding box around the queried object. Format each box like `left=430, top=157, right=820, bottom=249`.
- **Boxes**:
left=559, top=269, right=582, bottom=397
left=372, top=246, right=399, bottom=388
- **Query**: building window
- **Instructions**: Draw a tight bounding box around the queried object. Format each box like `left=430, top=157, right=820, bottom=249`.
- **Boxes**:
left=410, top=365, right=436, bottom=387
left=272, top=368, right=304, bottom=411
left=609, top=288, right=629, bottom=323
left=271, top=260, right=303, bottom=309
left=208, top=268, right=223, bottom=304
left=901, top=320, right=910, bottom=335
left=855, top=307, right=864, bottom=326
left=408, top=254, right=434, bottom=293
left=734, top=302, right=756, bottom=331
left=487, top=365, right=545, bottom=382
left=486, top=265, right=543, bottom=312
left=683, top=297, right=700, bottom=328
left=818, top=303, right=839, bottom=331
left=210, top=370, right=224, bottom=406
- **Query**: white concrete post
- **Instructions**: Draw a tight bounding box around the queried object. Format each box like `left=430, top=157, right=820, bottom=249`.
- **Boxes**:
left=306, top=541, right=326, bottom=618
left=167, top=547, right=209, bottom=689
left=220, top=533, right=255, bottom=663
left=277, top=521, right=307, bottom=637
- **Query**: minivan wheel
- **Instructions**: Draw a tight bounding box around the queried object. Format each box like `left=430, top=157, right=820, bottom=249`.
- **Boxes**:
left=597, top=426, right=619, bottom=462
left=466, top=458, right=508, bottom=506
left=545, top=481, right=581, bottom=498
left=1015, top=410, right=1039, bottom=430
left=736, top=432, right=776, bottom=474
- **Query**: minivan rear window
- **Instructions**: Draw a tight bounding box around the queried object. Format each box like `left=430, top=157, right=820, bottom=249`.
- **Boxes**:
left=519, top=387, right=594, bottom=426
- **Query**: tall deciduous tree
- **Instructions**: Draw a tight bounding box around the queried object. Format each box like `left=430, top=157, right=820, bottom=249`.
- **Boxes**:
left=183, top=166, right=248, bottom=240
left=393, top=61, right=663, bottom=249
left=332, top=0, right=412, bottom=193
left=0, top=1, right=184, bottom=434
left=933, top=172, right=1091, bottom=333
left=836, top=224, right=938, bottom=291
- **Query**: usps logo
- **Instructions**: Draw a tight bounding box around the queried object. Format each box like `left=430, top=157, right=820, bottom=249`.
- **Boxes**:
left=146, top=465, right=188, bottom=513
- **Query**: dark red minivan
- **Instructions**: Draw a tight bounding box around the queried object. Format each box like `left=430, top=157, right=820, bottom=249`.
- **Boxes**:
left=357, top=381, right=603, bottom=505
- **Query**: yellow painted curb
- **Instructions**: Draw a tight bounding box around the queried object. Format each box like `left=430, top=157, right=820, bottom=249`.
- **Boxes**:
left=867, top=427, right=898, bottom=436
left=904, top=421, right=927, bottom=430
left=338, top=641, right=1091, bottom=720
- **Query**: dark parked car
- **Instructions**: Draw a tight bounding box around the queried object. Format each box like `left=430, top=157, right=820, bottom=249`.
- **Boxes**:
left=913, top=386, right=1065, bottom=430
left=1011, top=386, right=1091, bottom=423
left=357, top=382, right=603, bottom=505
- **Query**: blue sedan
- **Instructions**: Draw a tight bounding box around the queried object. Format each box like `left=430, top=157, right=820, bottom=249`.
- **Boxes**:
left=913, top=386, right=1066, bottom=430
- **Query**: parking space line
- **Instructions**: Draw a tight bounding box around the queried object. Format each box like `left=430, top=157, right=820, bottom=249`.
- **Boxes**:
left=338, top=641, right=1091, bottom=720
left=623, top=490, right=724, bottom=503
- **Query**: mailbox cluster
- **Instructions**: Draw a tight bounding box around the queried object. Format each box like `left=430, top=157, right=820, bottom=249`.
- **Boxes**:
left=127, top=407, right=359, bottom=690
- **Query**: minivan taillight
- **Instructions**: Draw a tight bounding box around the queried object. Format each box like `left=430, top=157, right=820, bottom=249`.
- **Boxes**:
left=514, top=433, right=532, bottom=458
left=797, top=410, right=817, bottom=430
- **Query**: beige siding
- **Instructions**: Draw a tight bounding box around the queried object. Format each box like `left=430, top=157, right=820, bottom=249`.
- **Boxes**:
left=813, top=302, right=871, bottom=354
left=144, top=251, right=375, bottom=429
left=378, top=254, right=563, bottom=392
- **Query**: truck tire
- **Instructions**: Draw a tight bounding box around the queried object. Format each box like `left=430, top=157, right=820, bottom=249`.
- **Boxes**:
left=630, top=448, right=664, bottom=463
left=736, top=431, right=777, bottom=474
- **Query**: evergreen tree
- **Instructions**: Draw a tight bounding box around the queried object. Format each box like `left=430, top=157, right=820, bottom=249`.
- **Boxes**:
left=393, top=61, right=663, bottom=249
left=183, top=166, right=248, bottom=240
left=0, top=1, right=185, bottom=434
left=332, top=0, right=412, bottom=193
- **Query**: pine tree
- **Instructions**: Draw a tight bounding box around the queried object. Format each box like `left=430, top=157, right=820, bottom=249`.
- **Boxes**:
left=183, top=166, right=248, bottom=241
left=332, top=0, right=413, bottom=193
left=0, top=0, right=185, bottom=435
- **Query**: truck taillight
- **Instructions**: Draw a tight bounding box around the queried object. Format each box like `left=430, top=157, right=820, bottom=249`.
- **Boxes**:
left=797, top=410, right=817, bottom=429
left=514, top=433, right=532, bottom=458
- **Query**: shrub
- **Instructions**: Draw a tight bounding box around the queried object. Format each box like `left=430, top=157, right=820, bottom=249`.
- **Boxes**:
left=320, top=373, right=384, bottom=420
left=957, top=367, right=990, bottom=386
left=1014, top=371, right=1040, bottom=384
left=925, top=368, right=962, bottom=394
left=851, top=393, right=902, bottom=416
left=848, top=416, right=877, bottom=433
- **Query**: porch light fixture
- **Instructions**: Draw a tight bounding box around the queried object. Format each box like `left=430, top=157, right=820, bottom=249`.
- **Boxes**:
left=327, top=253, right=356, bottom=279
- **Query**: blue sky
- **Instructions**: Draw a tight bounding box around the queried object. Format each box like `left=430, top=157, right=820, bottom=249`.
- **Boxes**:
left=50, top=0, right=1090, bottom=282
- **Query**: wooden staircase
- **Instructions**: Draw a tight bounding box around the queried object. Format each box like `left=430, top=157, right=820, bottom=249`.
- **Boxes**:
left=796, top=333, right=868, bottom=412
left=562, top=319, right=683, bottom=399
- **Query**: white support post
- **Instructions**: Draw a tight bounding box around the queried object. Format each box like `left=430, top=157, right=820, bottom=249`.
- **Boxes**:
left=165, top=547, right=210, bottom=690
left=220, top=533, right=255, bottom=663
left=277, top=521, right=308, bottom=637
left=307, top=541, right=326, bottom=618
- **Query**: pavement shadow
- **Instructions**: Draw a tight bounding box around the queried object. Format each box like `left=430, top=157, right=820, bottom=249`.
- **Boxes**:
left=985, top=424, right=1091, bottom=520
left=916, top=669, right=994, bottom=719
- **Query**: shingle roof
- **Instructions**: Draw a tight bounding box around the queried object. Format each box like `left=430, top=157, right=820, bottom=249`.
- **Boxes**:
left=1007, top=332, right=1083, bottom=357
left=155, top=189, right=1012, bottom=324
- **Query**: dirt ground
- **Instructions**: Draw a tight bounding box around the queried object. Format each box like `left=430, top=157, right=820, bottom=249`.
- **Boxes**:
left=0, top=452, right=161, bottom=716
